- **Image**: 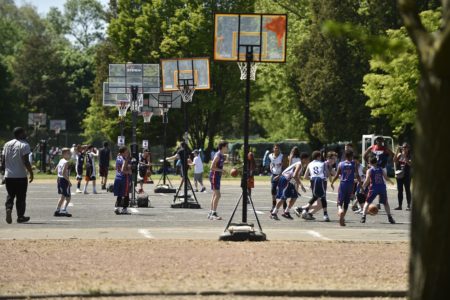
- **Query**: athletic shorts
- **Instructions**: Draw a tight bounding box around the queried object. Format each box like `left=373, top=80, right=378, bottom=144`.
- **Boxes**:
left=194, top=173, right=203, bottom=184
left=76, top=167, right=83, bottom=180
left=209, top=172, right=221, bottom=190
left=338, top=182, right=354, bottom=207
left=271, top=174, right=280, bottom=196
left=310, top=177, right=326, bottom=199
left=366, top=189, right=388, bottom=205
left=57, top=177, right=71, bottom=198
left=276, top=176, right=298, bottom=201
left=114, top=175, right=130, bottom=197
left=85, top=175, right=96, bottom=181
left=247, top=176, right=254, bottom=189
left=99, top=166, right=109, bottom=177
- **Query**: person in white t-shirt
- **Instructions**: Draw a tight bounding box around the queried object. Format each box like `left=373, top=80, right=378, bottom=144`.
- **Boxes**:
left=3, top=127, right=33, bottom=224
left=269, top=144, right=284, bottom=211
left=190, top=150, right=205, bottom=192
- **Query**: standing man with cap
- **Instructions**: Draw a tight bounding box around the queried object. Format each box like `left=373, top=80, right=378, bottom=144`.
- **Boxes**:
left=2, top=127, right=33, bottom=224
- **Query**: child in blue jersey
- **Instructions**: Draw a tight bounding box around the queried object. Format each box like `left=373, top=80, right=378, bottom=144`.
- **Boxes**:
left=208, top=141, right=228, bottom=220
left=360, top=156, right=395, bottom=224
left=54, top=148, right=72, bottom=217
left=113, top=146, right=132, bottom=215
left=270, top=154, right=307, bottom=220
left=331, top=150, right=362, bottom=226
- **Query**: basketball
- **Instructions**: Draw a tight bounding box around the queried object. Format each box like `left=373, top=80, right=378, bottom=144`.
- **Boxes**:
left=368, top=204, right=379, bottom=216
left=230, top=168, right=239, bottom=177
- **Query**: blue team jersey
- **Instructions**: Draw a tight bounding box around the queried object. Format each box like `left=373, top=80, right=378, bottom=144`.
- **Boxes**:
left=338, top=160, right=356, bottom=183
left=210, top=152, right=225, bottom=174
left=115, top=155, right=125, bottom=178
left=368, top=167, right=386, bottom=191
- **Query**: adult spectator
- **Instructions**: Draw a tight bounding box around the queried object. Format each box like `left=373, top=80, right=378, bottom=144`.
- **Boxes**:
left=394, top=143, right=412, bottom=211
left=363, top=136, right=394, bottom=169
left=2, top=127, right=33, bottom=224
left=99, top=142, right=112, bottom=190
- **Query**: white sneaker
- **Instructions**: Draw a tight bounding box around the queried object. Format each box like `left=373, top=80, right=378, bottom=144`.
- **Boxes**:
left=121, top=208, right=131, bottom=215
left=323, top=215, right=330, bottom=222
left=209, top=213, right=222, bottom=220
left=76, top=189, right=82, bottom=193
left=354, top=209, right=362, bottom=214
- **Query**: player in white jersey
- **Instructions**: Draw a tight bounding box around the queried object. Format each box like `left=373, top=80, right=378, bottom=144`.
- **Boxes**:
left=295, top=151, right=331, bottom=221
left=54, top=148, right=72, bottom=217
left=268, top=144, right=285, bottom=211
left=270, top=154, right=308, bottom=220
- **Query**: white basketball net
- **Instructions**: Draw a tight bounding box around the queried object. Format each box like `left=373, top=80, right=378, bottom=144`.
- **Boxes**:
left=117, top=100, right=130, bottom=118
left=178, top=85, right=195, bottom=103
left=54, top=127, right=61, bottom=135
left=237, top=62, right=258, bottom=81
left=142, top=111, right=153, bottom=123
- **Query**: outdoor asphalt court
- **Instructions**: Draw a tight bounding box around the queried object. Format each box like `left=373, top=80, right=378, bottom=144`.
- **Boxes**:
left=0, top=179, right=410, bottom=241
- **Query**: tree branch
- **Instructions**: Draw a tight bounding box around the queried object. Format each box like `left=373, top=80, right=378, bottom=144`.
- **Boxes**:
left=397, top=0, right=434, bottom=67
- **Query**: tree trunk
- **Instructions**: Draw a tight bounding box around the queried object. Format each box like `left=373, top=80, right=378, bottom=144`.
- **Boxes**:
left=409, top=68, right=450, bottom=299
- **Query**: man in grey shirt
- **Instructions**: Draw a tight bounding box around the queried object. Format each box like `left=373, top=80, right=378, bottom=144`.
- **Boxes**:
left=3, top=127, right=33, bottom=224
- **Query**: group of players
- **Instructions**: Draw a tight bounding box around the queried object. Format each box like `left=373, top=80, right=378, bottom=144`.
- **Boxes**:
left=267, top=138, right=396, bottom=226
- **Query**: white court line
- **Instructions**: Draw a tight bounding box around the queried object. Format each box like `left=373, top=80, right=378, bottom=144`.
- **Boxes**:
left=158, top=193, right=168, bottom=196
left=138, top=229, right=154, bottom=239
left=68, top=203, right=74, bottom=207
left=306, top=230, right=332, bottom=241
left=129, top=208, right=139, bottom=214
left=248, top=209, right=265, bottom=215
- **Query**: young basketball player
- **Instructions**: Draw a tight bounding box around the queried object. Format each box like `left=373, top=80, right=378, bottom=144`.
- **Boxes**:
left=270, top=154, right=307, bottom=220
left=360, top=156, right=396, bottom=224
left=331, top=150, right=362, bottom=226
left=190, top=150, right=206, bottom=192
left=269, top=144, right=284, bottom=211
left=295, top=151, right=331, bottom=221
left=208, top=140, right=228, bottom=220
left=83, top=145, right=98, bottom=194
left=54, top=148, right=72, bottom=217
left=138, top=149, right=151, bottom=193
left=114, top=146, right=132, bottom=215
left=75, top=145, right=86, bottom=193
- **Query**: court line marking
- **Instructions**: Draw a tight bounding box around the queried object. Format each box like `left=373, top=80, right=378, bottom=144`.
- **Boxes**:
left=138, top=229, right=154, bottom=239
left=248, top=209, right=265, bottom=215
left=306, top=230, right=332, bottom=241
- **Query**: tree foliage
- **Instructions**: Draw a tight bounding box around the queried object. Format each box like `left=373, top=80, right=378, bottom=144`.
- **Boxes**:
left=363, top=9, right=441, bottom=137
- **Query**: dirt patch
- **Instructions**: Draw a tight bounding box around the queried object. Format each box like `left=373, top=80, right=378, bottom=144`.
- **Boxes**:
left=0, top=240, right=408, bottom=296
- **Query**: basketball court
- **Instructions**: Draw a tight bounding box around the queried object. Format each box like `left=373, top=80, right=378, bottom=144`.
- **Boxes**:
left=0, top=181, right=410, bottom=241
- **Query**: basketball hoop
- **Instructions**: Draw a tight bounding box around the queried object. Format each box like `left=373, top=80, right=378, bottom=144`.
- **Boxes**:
left=237, top=62, right=258, bottom=81
left=117, top=100, right=130, bottom=118
left=178, top=85, right=195, bottom=103
left=142, top=111, right=153, bottom=123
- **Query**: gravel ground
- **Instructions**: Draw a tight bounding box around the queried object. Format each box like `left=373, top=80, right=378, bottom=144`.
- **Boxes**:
left=0, top=239, right=408, bottom=298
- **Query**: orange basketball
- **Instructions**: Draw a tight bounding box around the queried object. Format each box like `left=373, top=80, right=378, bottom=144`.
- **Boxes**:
left=368, top=204, right=379, bottom=216
left=230, top=168, right=239, bottom=177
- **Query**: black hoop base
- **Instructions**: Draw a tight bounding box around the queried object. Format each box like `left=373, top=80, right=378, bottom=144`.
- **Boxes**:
left=219, top=223, right=267, bottom=241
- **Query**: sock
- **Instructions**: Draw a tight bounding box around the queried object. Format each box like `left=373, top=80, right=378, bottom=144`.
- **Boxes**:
left=284, top=207, right=290, bottom=213
left=77, top=182, right=80, bottom=189
left=302, top=205, right=309, bottom=212
left=83, top=185, right=87, bottom=192
left=272, top=208, right=278, bottom=214
left=323, top=211, right=328, bottom=216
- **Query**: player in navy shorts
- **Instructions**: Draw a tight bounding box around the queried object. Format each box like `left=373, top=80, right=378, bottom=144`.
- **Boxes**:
left=54, top=148, right=72, bottom=217
left=208, top=141, right=228, bottom=220
left=331, top=150, right=361, bottom=226
left=360, top=156, right=395, bottom=224
left=113, top=146, right=132, bottom=215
